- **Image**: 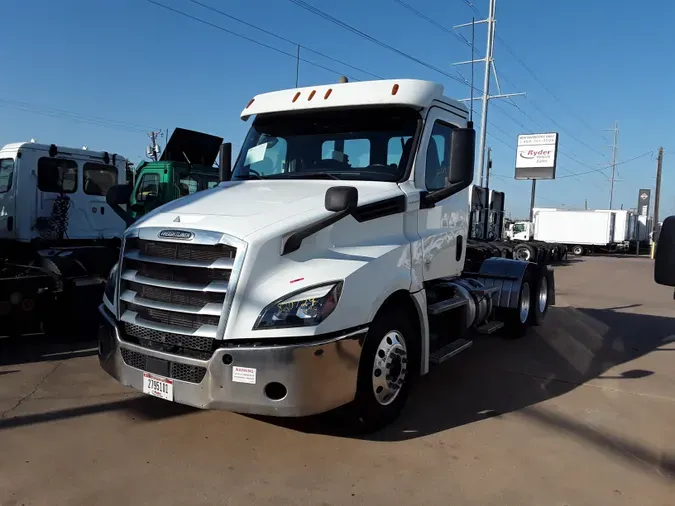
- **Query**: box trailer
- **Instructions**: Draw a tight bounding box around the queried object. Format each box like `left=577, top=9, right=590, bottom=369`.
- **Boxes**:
left=533, top=209, right=616, bottom=255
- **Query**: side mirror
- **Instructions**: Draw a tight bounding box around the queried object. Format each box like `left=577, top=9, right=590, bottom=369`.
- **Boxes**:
left=218, top=142, right=232, bottom=182
left=654, top=215, right=675, bottom=286
left=447, top=125, right=476, bottom=185
left=106, top=184, right=134, bottom=226
left=325, top=186, right=358, bottom=213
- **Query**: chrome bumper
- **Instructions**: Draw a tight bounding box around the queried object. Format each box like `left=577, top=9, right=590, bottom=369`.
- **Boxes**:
left=97, top=305, right=365, bottom=417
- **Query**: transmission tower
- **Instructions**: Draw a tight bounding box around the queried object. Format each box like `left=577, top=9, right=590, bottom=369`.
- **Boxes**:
left=453, top=0, right=526, bottom=185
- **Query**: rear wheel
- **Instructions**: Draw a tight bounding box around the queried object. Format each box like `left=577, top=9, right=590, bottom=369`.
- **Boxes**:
left=572, top=245, right=585, bottom=256
left=502, top=270, right=533, bottom=339
left=514, top=244, right=536, bottom=262
left=348, top=305, right=419, bottom=433
left=529, top=270, right=550, bottom=326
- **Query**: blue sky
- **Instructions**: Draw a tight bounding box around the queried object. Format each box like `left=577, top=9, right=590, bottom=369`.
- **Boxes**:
left=1, top=0, right=673, bottom=219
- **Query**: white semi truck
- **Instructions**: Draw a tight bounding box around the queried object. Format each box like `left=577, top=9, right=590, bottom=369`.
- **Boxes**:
left=99, top=78, right=555, bottom=432
left=0, top=141, right=127, bottom=335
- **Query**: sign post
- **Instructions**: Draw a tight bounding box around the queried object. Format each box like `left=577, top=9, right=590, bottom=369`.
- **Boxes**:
left=636, top=188, right=651, bottom=256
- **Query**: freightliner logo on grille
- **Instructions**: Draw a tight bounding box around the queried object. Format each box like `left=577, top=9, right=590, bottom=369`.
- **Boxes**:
left=158, top=229, right=194, bottom=240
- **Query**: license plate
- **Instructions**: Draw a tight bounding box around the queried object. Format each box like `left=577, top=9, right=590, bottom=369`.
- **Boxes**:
left=143, top=372, right=173, bottom=401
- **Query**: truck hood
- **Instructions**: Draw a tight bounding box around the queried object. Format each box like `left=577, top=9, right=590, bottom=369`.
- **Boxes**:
left=131, top=179, right=404, bottom=239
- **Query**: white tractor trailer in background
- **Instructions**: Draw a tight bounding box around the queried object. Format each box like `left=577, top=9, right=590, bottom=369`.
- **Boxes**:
left=99, top=78, right=555, bottom=432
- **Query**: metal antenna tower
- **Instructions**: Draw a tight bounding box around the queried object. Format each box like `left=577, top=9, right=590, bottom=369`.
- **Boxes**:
left=605, top=121, right=619, bottom=209
left=453, top=0, right=526, bottom=185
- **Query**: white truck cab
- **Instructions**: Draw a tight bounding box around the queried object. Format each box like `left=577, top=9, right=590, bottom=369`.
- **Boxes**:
left=506, top=221, right=533, bottom=241
left=0, top=141, right=127, bottom=243
left=99, top=79, right=554, bottom=431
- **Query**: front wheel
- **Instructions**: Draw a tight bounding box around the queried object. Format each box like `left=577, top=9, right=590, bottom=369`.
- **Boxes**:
left=348, top=308, right=419, bottom=433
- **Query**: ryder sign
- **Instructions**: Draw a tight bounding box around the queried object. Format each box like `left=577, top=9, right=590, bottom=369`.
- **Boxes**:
left=514, top=132, right=559, bottom=180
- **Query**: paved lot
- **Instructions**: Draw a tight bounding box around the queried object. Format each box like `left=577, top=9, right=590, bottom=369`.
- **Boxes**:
left=1, top=256, right=674, bottom=505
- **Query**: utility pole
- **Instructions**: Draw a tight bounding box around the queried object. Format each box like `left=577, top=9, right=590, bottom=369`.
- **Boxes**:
left=606, top=121, right=619, bottom=209
left=147, top=130, right=162, bottom=161
left=653, top=147, right=664, bottom=241
left=484, top=147, right=492, bottom=239
left=585, top=199, right=588, bottom=210
left=529, top=180, right=536, bottom=221
left=454, top=0, right=526, bottom=185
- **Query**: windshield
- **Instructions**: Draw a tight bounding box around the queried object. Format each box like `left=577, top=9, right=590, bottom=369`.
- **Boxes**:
left=232, top=107, right=420, bottom=182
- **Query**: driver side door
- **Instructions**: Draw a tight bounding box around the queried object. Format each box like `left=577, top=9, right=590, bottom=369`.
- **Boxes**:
left=0, top=158, right=15, bottom=239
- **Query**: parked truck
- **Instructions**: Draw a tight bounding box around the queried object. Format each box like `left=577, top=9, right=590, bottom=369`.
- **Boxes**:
left=0, top=141, right=127, bottom=336
left=99, top=78, right=555, bottom=432
left=507, top=208, right=617, bottom=256
left=0, top=128, right=226, bottom=336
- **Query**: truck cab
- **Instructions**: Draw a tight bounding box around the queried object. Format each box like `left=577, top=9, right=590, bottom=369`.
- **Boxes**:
left=100, top=78, right=554, bottom=432
left=0, top=141, right=127, bottom=244
left=129, top=128, right=223, bottom=219
left=506, top=221, right=533, bottom=241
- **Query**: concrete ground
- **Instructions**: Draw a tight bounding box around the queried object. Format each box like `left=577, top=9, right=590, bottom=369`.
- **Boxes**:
left=1, top=256, right=674, bottom=506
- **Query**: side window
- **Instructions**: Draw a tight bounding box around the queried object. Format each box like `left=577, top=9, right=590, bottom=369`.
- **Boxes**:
left=0, top=159, right=14, bottom=193
left=37, top=158, right=78, bottom=193
left=425, top=122, right=453, bottom=191
left=83, top=163, right=118, bottom=196
left=135, top=173, right=160, bottom=202
left=177, top=175, right=199, bottom=196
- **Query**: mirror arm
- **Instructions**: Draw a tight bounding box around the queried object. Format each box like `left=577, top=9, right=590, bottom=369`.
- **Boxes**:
left=281, top=209, right=352, bottom=256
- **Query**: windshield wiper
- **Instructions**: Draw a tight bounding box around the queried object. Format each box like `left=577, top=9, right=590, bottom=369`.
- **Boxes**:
left=233, top=173, right=266, bottom=180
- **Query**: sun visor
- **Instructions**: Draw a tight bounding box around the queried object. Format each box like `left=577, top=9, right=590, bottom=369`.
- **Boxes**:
left=160, top=128, right=224, bottom=166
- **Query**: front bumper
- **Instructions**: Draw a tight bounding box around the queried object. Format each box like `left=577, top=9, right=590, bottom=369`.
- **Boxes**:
left=97, top=305, right=365, bottom=417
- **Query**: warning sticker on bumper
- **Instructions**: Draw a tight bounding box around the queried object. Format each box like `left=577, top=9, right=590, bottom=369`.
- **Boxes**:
left=232, top=366, right=257, bottom=384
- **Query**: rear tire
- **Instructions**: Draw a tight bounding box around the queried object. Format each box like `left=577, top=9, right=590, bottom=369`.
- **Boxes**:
left=502, top=269, right=533, bottom=339
left=514, top=244, right=536, bottom=262
left=347, top=305, right=419, bottom=433
left=529, top=270, right=550, bottom=326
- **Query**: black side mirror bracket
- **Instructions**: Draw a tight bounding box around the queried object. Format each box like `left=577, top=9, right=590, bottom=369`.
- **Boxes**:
left=282, top=186, right=359, bottom=255
left=218, top=142, right=232, bottom=182
left=106, top=184, right=135, bottom=227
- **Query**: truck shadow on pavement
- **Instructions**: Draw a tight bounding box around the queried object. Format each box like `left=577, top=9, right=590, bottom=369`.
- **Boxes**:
left=0, top=334, right=99, bottom=366
left=261, top=304, right=675, bottom=476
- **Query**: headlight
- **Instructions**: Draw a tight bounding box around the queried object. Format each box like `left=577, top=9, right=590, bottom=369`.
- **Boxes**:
left=104, top=262, right=119, bottom=304
left=253, top=282, right=343, bottom=330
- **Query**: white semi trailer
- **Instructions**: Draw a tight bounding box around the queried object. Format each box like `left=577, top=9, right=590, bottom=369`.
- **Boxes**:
left=99, top=78, right=555, bottom=432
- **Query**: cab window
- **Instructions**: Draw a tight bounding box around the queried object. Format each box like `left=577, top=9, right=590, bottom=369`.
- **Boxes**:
left=177, top=175, right=199, bottom=196
left=37, top=158, right=78, bottom=193
left=135, top=173, right=160, bottom=202
left=0, top=159, right=13, bottom=193
left=83, top=163, right=118, bottom=196
left=425, top=122, right=454, bottom=192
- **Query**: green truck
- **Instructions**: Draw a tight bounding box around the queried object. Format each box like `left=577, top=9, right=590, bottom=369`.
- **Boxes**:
left=128, top=128, right=225, bottom=219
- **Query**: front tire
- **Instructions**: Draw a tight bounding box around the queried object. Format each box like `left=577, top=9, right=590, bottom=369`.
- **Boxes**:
left=348, top=307, right=419, bottom=433
left=502, top=270, right=533, bottom=339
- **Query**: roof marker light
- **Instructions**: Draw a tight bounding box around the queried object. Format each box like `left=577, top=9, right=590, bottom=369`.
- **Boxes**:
left=292, top=92, right=301, bottom=103
left=324, top=88, right=333, bottom=99
left=246, top=98, right=255, bottom=108
left=391, top=84, right=400, bottom=96
left=308, top=90, right=316, bottom=101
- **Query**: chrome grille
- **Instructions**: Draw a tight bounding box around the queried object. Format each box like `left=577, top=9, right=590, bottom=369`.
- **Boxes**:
left=118, top=230, right=243, bottom=358
left=125, top=323, right=214, bottom=352
left=127, top=282, right=223, bottom=308
left=120, top=348, right=207, bottom=384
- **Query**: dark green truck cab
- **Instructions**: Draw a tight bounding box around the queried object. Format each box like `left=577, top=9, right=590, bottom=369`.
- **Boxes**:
left=129, top=128, right=224, bottom=218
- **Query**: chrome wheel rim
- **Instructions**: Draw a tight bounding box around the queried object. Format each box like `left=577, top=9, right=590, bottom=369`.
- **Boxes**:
left=372, top=330, right=408, bottom=406
left=519, top=282, right=531, bottom=323
left=538, top=276, right=548, bottom=313
left=516, top=248, right=531, bottom=261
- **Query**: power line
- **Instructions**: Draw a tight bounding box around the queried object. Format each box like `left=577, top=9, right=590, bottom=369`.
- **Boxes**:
left=188, top=0, right=383, bottom=80
left=392, top=0, right=471, bottom=47
left=0, top=97, right=157, bottom=133
left=557, top=150, right=655, bottom=178
left=284, top=0, right=481, bottom=91
left=146, top=0, right=362, bottom=81
left=459, top=0, right=602, bottom=138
